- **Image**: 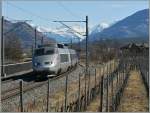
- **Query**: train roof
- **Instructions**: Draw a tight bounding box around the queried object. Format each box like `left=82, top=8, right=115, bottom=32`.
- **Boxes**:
left=37, top=43, right=69, bottom=49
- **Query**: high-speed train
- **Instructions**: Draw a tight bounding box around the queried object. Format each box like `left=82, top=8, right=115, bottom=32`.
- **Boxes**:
left=32, top=43, right=78, bottom=75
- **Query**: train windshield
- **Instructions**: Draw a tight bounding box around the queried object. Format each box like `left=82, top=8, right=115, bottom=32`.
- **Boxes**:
left=34, top=48, right=44, bottom=56
left=34, top=48, right=55, bottom=56
left=45, top=50, right=54, bottom=55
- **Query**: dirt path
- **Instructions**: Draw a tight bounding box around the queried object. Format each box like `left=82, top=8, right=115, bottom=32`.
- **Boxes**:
left=85, top=97, right=100, bottom=112
left=117, top=70, right=149, bottom=112
left=85, top=70, right=149, bottom=112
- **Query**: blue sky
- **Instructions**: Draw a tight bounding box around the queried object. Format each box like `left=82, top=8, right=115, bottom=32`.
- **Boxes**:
left=2, top=0, right=149, bottom=30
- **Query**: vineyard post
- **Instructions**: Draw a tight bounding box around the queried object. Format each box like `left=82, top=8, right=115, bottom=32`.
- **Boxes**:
left=122, top=63, right=124, bottom=83
left=64, top=74, right=68, bottom=112
left=119, top=67, right=121, bottom=98
left=106, top=63, right=109, bottom=112
left=20, top=80, right=23, bottom=112
left=84, top=70, right=87, bottom=110
left=99, top=75, right=103, bottom=112
left=46, top=75, right=51, bottom=112
left=78, top=73, right=81, bottom=111
left=116, top=69, right=119, bottom=107
left=111, top=64, right=113, bottom=111
left=95, top=68, right=96, bottom=90
left=124, top=61, right=126, bottom=84
left=118, top=69, right=120, bottom=87
left=87, top=69, right=90, bottom=104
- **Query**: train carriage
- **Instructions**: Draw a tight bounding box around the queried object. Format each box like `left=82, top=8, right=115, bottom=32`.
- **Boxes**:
left=32, top=43, right=78, bottom=76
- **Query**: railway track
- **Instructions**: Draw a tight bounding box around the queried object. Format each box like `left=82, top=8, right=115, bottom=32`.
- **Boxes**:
left=1, top=65, right=82, bottom=101
left=2, top=61, right=32, bottom=79
left=1, top=79, right=13, bottom=84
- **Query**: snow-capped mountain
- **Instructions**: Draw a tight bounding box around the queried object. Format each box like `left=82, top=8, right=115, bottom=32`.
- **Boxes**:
left=90, top=22, right=110, bottom=35
left=36, top=25, right=85, bottom=43
left=89, top=9, right=149, bottom=42
left=4, top=20, right=55, bottom=55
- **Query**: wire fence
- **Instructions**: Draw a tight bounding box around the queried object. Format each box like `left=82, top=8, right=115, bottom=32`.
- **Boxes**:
left=137, top=56, right=149, bottom=95
left=1, top=55, right=149, bottom=112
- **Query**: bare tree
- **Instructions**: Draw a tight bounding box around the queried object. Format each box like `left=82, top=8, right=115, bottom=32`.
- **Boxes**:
left=5, top=32, right=23, bottom=62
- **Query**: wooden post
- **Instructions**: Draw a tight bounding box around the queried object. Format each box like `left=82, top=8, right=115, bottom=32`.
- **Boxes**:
left=99, top=76, right=103, bottom=112
left=64, top=74, right=68, bottom=112
left=95, top=68, right=96, bottom=88
left=46, top=77, right=50, bottom=112
left=78, top=73, right=81, bottom=111
left=106, top=63, right=109, bottom=112
left=1, top=16, right=4, bottom=77
left=20, top=80, right=23, bottom=112
left=87, top=69, right=91, bottom=104
left=84, top=69, right=87, bottom=110
left=111, top=74, right=114, bottom=111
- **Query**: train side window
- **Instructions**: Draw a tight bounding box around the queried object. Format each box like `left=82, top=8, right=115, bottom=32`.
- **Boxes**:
left=34, top=48, right=44, bottom=56
left=57, top=44, right=64, bottom=48
left=72, top=54, right=76, bottom=60
left=45, top=50, right=54, bottom=55
left=70, top=54, right=73, bottom=60
left=60, top=54, right=69, bottom=62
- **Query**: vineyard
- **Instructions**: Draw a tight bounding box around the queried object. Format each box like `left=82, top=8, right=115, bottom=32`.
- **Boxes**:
left=1, top=1, right=149, bottom=112
left=2, top=47, right=149, bottom=112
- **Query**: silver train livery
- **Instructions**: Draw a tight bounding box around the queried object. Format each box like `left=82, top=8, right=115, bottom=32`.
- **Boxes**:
left=32, top=43, right=78, bottom=75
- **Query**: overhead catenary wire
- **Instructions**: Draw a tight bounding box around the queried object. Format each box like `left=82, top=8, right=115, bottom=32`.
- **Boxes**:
left=57, top=1, right=83, bottom=20
left=53, top=21, right=85, bottom=37
left=5, top=16, right=32, bottom=22
left=6, top=1, right=85, bottom=43
left=4, top=21, right=26, bottom=35
left=59, top=22, right=85, bottom=42
left=6, top=2, right=54, bottom=22
left=56, top=1, right=86, bottom=40
left=3, top=16, right=33, bottom=36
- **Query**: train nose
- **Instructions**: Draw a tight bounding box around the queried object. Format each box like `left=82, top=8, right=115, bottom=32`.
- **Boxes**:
left=45, top=62, right=50, bottom=65
left=44, top=61, right=53, bottom=65
left=34, top=62, right=41, bottom=66
left=34, top=61, right=53, bottom=67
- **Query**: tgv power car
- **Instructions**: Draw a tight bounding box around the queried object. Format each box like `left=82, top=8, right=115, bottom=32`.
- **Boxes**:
left=32, top=43, right=78, bottom=75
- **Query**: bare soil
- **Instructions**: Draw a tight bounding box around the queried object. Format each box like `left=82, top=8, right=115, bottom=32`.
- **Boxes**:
left=117, top=70, right=149, bottom=112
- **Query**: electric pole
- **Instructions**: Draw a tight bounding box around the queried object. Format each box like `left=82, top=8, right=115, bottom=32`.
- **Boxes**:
left=34, top=27, right=37, bottom=49
left=71, top=38, right=73, bottom=49
left=85, top=15, right=89, bottom=107
left=41, top=36, right=44, bottom=45
left=86, top=16, right=88, bottom=71
left=1, top=16, right=4, bottom=77
left=53, top=16, right=89, bottom=110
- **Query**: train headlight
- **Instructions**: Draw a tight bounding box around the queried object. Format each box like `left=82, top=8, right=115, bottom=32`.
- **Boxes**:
left=44, top=61, right=53, bottom=65
left=34, top=62, right=37, bottom=66
left=34, top=62, right=40, bottom=66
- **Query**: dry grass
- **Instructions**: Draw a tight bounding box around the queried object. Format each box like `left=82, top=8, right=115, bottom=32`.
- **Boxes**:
left=85, top=60, right=119, bottom=112
left=86, top=97, right=100, bottom=112
left=20, top=60, right=119, bottom=112
left=117, top=70, right=149, bottom=112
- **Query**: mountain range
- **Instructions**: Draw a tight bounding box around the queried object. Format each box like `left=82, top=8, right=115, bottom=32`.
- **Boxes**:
left=89, top=9, right=149, bottom=41
left=90, top=22, right=112, bottom=35
left=4, top=20, right=55, bottom=50
left=4, top=8, right=149, bottom=55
